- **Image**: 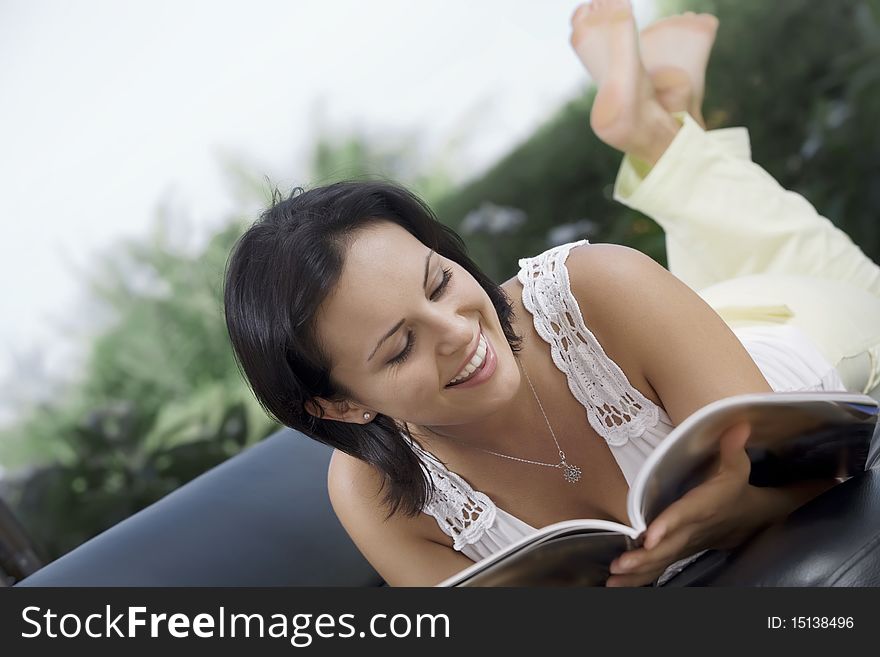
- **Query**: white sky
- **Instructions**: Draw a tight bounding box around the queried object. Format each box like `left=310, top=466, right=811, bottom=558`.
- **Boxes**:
left=0, top=0, right=657, bottom=425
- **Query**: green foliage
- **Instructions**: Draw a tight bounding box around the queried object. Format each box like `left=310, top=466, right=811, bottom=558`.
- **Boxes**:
left=436, top=91, right=605, bottom=279
left=432, top=88, right=665, bottom=282
left=308, top=130, right=458, bottom=208
left=0, top=216, right=281, bottom=561
left=434, top=0, right=880, bottom=280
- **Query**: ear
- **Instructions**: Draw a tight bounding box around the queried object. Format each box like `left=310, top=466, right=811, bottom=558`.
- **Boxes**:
left=304, top=396, right=371, bottom=424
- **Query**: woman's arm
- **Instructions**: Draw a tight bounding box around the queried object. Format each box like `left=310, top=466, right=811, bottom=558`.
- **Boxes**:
left=565, top=242, right=774, bottom=425
left=327, top=450, right=474, bottom=586
left=564, top=243, right=832, bottom=585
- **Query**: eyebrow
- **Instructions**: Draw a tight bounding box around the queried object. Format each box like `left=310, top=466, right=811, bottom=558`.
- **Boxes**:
left=367, top=247, right=434, bottom=363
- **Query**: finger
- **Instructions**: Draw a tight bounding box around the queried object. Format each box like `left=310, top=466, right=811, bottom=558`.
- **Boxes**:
left=611, top=547, right=657, bottom=574
left=719, top=421, right=751, bottom=473
left=643, top=487, right=710, bottom=550
left=612, top=529, right=692, bottom=576
left=606, top=571, right=659, bottom=587
left=644, top=424, right=751, bottom=549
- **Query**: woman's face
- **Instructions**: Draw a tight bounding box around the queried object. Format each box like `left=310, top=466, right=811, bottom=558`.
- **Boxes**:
left=311, top=220, right=520, bottom=428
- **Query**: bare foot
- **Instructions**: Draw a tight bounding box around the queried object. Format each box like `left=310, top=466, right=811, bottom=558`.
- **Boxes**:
left=569, top=0, right=679, bottom=163
left=639, top=12, right=719, bottom=127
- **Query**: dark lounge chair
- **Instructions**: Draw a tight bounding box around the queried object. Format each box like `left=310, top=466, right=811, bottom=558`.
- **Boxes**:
left=13, top=426, right=880, bottom=587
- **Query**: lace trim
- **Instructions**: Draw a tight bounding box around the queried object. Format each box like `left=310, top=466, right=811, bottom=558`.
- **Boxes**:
left=517, top=239, right=659, bottom=447
left=408, top=440, right=497, bottom=551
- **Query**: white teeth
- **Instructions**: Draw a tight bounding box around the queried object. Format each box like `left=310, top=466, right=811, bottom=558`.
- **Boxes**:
left=448, top=334, right=488, bottom=385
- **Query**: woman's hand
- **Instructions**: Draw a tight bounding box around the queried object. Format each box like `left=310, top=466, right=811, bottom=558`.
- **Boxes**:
left=606, top=421, right=772, bottom=587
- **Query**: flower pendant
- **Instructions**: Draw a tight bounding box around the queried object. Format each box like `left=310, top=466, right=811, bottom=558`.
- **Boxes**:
left=561, top=462, right=582, bottom=484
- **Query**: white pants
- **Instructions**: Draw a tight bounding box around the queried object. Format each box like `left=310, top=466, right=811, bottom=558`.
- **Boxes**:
left=611, top=113, right=880, bottom=399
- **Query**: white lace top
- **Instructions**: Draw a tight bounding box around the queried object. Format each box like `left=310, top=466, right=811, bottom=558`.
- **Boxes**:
left=409, top=239, right=847, bottom=585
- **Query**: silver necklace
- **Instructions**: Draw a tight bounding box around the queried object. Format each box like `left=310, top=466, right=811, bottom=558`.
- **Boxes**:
left=470, top=356, right=582, bottom=484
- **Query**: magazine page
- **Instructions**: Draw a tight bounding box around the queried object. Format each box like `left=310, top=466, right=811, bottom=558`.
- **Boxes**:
left=436, top=519, right=638, bottom=587
left=625, top=391, right=879, bottom=535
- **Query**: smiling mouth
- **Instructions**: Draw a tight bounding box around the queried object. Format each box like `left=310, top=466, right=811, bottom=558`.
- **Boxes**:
left=445, top=355, right=487, bottom=387
left=445, top=329, right=488, bottom=388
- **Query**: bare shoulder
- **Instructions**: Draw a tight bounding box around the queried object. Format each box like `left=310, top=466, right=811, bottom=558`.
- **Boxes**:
left=500, top=243, right=665, bottom=409
left=561, top=242, right=670, bottom=350
left=563, top=243, right=667, bottom=399
left=327, top=448, right=384, bottom=504
left=562, top=242, right=772, bottom=425
left=564, top=242, right=663, bottom=306
left=327, top=449, right=474, bottom=586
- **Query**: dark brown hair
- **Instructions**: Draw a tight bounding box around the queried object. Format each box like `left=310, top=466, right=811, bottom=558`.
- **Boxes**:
left=223, top=179, right=523, bottom=518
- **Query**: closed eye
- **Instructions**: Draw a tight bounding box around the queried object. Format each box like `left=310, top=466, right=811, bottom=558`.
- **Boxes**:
left=389, top=267, right=453, bottom=366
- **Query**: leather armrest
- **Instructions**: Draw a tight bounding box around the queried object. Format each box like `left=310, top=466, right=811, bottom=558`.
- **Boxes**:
left=16, top=429, right=384, bottom=587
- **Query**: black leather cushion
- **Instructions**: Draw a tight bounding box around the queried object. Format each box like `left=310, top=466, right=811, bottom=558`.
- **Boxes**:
left=662, top=467, right=880, bottom=586
left=17, top=429, right=383, bottom=586
left=17, top=424, right=880, bottom=587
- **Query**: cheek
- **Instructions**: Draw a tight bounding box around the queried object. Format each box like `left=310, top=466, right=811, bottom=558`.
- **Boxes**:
left=391, top=366, right=439, bottom=400
left=407, top=370, right=435, bottom=395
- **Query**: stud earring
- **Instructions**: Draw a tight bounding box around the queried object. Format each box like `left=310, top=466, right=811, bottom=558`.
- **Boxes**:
left=363, top=412, right=371, bottom=421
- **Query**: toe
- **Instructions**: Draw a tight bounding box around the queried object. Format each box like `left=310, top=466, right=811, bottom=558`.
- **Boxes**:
left=699, top=14, right=720, bottom=31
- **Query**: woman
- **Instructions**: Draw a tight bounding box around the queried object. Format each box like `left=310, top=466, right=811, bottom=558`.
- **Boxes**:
left=223, top=1, right=880, bottom=587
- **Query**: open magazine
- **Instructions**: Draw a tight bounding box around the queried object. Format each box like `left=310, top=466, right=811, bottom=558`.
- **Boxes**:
left=437, top=390, right=880, bottom=587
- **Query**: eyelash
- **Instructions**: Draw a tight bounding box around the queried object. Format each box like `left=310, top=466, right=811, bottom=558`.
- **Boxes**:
left=389, top=267, right=453, bottom=366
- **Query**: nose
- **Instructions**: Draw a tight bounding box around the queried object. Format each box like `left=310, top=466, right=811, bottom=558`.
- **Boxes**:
left=432, top=310, right=476, bottom=358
